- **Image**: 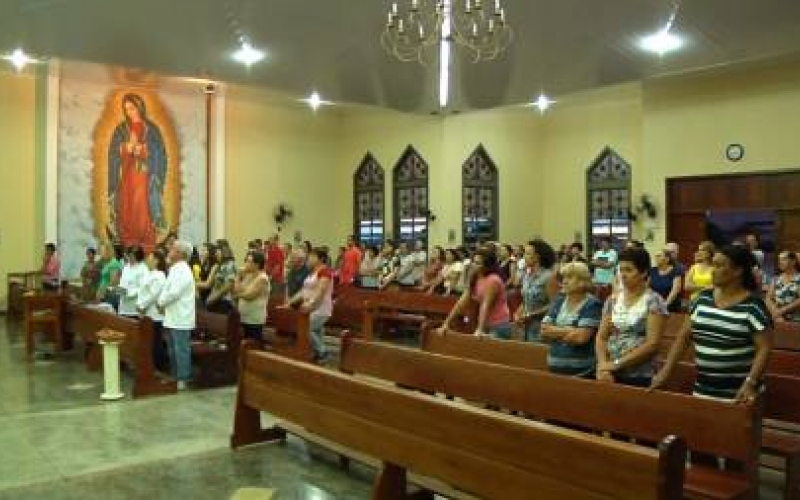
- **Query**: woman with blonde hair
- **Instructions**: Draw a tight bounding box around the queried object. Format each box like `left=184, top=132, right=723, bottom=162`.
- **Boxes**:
left=541, top=262, right=603, bottom=377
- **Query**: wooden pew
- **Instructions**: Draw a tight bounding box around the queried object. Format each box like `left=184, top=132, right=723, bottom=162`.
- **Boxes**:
left=192, top=309, right=241, bottom=388
left=340, top=338, right=760, bottom=500
left=362, top=290, right=474, bottom=341
left=665, top=362, right=800, bottom=500
left=773, top=321, right=800, bottom=351
left=62, top=301, right=176, bottom=397
left=6, top=270, right=43, bottom=317
left=231, top=345, right=686, bottom=500
left=327, top=286, right=373, bottom=335
left=420, top=328, right=547, bottom=371
left=263, top=306, right=313, bottom=362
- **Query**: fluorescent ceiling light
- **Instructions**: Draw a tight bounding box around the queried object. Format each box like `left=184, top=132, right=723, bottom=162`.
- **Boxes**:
left=232, top=42, right=266, bottom=66
left=2, top=48, right=38, bottom=71
left=531, top=93, right=555, bottom=113
left=639, top=28, right=682, bottom=55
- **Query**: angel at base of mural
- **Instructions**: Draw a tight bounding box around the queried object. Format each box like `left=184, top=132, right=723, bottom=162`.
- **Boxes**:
left=108, top=93, right=166, bottom=249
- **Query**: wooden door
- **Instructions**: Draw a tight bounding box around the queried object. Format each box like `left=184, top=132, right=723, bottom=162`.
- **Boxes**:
left=667, top=212, right=706, bottom=269
left=777, top=209, right=800, bottom=253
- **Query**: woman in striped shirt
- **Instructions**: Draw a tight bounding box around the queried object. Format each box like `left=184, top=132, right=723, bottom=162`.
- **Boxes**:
left=652, top=245, right=773, bottom=402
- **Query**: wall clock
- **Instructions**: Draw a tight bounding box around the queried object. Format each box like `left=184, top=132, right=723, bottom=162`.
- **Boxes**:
left=726, top=143, right=744, bottom=162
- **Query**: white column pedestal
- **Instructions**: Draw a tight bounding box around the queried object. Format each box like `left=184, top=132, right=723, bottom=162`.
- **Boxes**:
left=99, top=340, right=125, bottom=401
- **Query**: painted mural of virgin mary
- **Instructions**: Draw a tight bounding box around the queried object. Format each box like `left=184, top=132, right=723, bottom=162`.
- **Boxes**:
left=108, top=93, right=167, bottom=249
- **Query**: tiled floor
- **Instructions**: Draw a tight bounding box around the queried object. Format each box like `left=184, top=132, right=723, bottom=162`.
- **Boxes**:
left=0, top=318, right=373, bottom=500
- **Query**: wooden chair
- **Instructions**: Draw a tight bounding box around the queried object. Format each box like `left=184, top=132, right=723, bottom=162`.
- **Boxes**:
left=23, top=294, right=63, bottom=360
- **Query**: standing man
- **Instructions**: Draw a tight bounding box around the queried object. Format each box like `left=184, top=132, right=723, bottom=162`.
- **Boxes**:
left=158, top=240, right=196, bottom=389
left=591, top=237, right=618, bottom=286
left=339, top=235, right=362, bottom=286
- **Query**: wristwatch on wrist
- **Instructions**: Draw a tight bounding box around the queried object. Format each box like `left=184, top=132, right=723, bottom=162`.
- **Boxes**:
left=613, top=358, right=621, bottom=370
left=745, top=376, right=758, bottom=387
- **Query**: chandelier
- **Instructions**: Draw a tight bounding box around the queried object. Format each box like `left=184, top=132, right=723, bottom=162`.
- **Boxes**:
left=381, top=0, right=513, bottom=64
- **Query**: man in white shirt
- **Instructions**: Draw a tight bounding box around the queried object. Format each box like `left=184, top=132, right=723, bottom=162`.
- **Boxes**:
left=118, top=246, right=149, bottom=318
left=591, top=238, right=618, bottom=285
left=157, top=240, right=196, bottom=389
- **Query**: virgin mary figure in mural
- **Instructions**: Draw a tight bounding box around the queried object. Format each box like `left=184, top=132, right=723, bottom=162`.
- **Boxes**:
left=108, top=93, right=167, bottom=249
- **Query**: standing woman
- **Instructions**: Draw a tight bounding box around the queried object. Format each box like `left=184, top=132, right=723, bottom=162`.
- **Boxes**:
left=285, top=248, right=334, bottom=362
left=118, top=246, right=149, bottom=319
left=498, top=244, right=518, bottom=289
left=233, top=251, right=271, bottom=342
left=439, top=246, right=511, bottom=339
left=649, top=249, right=683, bottom=312
left=767, top=250, right=800, bottom=323
left=137, top=249, right=169, bottom=372
left=653, top=246, right=772, bottom=402
left=685, top=240, right=715, bottom=301
left=97, top=243, right=124, bottom=310
left=196, top=243, right=219, bottom=305
left=206, top=245, right=236, bottom=314
left=358, top=246, right=380, bottom=289
left=595, top=248, right=668, bottom=387
left=419, top=246, right=445, bottom=293
left=540, top=262, right=603, bottom=377
left=514, top=239, right=559, bottom=342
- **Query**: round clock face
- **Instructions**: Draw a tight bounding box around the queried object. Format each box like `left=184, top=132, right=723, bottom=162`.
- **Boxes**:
left=726, top=143, right=744, bottom=162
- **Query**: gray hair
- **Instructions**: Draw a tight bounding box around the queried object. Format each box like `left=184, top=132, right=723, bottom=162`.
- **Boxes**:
left=173, top=240, right=194, bottom=259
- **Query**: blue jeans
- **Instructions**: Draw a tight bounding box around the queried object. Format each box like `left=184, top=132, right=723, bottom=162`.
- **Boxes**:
left=487, top=322, right=512, bottom=340
left=525, top=319, right=542, bottom=343
left=166, top=328, right=193, bottom=382
left=310, top=315, right=329, bottom=359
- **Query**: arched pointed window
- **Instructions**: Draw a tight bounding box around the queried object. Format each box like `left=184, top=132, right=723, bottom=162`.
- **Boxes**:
left=393, top=146, right=429, bottom=245
left=353, top=153, right=385, bottom=246
left=586, top=147, right=632, bottom=251
left=462, top=145, right=498, bottom=248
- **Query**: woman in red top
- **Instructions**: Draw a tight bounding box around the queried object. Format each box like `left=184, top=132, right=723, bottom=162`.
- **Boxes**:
left=439, top=246, right=511, bottom=339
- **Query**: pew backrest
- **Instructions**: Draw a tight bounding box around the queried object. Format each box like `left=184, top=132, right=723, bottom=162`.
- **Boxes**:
left=341, top=337, right=761, bottom=484
left=419, top=329, right=548, bottom=371
left=238, top=347, right=686, bottom=500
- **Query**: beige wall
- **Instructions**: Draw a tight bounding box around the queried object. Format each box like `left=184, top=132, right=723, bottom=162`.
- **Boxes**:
left=0, top=69, right=39, bottom=308
left=641, top=60, right=800, bottom=248
left=539, top=83, right=643, bottom=247
left=224, top=85, right=346, bottom=256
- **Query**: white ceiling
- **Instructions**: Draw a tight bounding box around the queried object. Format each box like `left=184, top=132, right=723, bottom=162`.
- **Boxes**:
left=2, top=0, right=800, bottom=113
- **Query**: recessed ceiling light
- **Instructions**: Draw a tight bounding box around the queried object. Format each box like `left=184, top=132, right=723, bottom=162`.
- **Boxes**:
left=531, top=93, right=555, bottom=113
left=2, top=48, right=38, bottom=71
left=300, top=91, right=332, bottom=111
left=232, top=41, right=266, bottom=66
left=639, top=28, right=682, bottom=55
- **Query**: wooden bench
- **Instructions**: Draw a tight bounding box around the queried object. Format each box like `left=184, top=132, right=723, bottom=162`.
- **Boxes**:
left=363, top=290, right=474, bottom=341
left=665, top=361, right=800, bottom=500
left=231, top=345, right=686, bottom=500
left=326, top=285, right=373, bottom=336
left=420, top=328, right=547, bottom=370
left=773, top=321, right=800, bottom=351
left=6, top=270, right=43, bottom=317
left=340, top=337, right=760, bottom=500
left=192, top=309, right=242, bottom=388
left=63, top=301, right=176, bottom=397
left=263, top=306, right=313, bottom=362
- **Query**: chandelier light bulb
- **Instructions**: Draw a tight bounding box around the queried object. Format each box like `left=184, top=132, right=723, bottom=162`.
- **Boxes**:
left=3, top=48, right=37, bottom=71
left=532, top=93, right=555, bottom=113
left=232, top=41, right=266, bottom=66
left=639, top=28, right=682, bottom=55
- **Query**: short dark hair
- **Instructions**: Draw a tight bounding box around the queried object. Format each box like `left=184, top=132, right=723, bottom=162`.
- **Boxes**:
left=618, top=248, right=651, bottom=274
left=131, top=245, right=146, bottom=262
left=529, top=239, right=556, bottom=269
left=309, top=247, right=329, bottom=265
left=249, top=250, right=266, bottom=270
left=717, top=245, right=759, bottom=291
left=569, top=241, right=584, bottom=252
left=86, top=247, right=96, bottom=256
left=45, top=243, right=56, bottom=252
left=152, top=249, right=168, bottom=273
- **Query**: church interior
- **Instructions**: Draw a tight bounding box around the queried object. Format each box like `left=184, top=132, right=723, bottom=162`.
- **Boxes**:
left=2, top=0, right=800, bottom=498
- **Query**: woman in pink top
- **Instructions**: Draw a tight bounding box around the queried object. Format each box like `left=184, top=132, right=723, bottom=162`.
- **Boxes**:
left=41, top=243, right=61, bottom=290
left=439, top=246, right=511, bottom=339
left=285, top=247, right=333, bottom=362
